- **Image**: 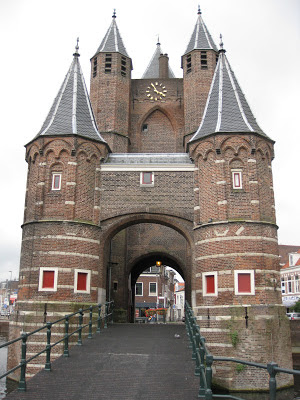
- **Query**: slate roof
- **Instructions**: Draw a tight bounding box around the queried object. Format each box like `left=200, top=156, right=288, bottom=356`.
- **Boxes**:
left=94, top=13, right=129, bottom=58
left=189, top=49, right=270, bottom=144
left=184, top=7, right=218, bottom=55
left=142, top=42, right=175, bottom=79
left=104, top=153, right=193, bottom=165
left=33, top=46, right=107, bottom=145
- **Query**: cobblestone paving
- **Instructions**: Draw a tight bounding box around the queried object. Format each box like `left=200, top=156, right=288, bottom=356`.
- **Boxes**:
left=5, top=324, right=200, bottom=399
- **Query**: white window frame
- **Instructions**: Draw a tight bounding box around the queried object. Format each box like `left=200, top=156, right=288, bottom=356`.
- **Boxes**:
left=38, top=267, right=58, bottom=292
left=135, top=282, right=143, bottom=296
left=287, top=276, right=293, bottom=294
left=295, top=276, right=299, bottom=293
left=74, top=269, right=91, bottom=294
left=149, top=282, right=157, bottom=296
left=202, top=272, right=218, bottom=297
left=234, top=270, right=255, bottom=295
left=52, top=172, right=62, bottom=191
left=281, top=279, right=286, bottom=294
left=140, top=172, right=154, bottom=187
left=232, top=169, right=243, bottom=189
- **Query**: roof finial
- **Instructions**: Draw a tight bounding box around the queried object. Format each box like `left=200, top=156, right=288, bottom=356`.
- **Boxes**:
left=112, top=9, right=116, bottom=18
left=219, top=34, right=224, bottom=50
left=73, top=37, right=80, bottom=57
left=198, top=4, right=202, bottom=15
left=157, top=35, right=160, bottom=46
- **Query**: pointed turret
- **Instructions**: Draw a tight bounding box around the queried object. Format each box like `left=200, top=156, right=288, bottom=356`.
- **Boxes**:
left=142, top=40, right=175, bottom=79
left=182, top=7, right=218, bottom=140
left=184, top=6, right=218, bottom=55
left=94, top=10, right=129, bottom=58
left=90, top=11, right=132, bottom=152
left=189, top=41, right=270, bottom=144
left=32, top=40, right=108, bottom=146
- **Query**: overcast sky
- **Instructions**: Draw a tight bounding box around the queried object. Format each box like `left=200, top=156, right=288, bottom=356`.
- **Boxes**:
left=0, top=0, right=299, bottom=282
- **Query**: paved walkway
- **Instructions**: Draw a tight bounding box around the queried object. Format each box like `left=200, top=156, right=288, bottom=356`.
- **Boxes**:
left=5, top=324, right=199, bottom=400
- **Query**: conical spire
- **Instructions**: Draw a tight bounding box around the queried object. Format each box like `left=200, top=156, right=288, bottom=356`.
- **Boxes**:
left=142, top=40, right=175, bottom=79
left=184, top=6, right=218, bottom=55
left=33, top=41, right=108, bottom=145
left=189, top=43, right=270, bottom=143
left=94, top=11, right=129, bottom=57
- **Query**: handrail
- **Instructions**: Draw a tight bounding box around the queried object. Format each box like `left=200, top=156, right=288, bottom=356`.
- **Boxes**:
left=0, top=301, right=114, bottom=392
left=184, top=301, right=300, bottom=400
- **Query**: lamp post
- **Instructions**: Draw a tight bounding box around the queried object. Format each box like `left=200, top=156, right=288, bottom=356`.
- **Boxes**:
left=8, top=271, right=12, bottom=312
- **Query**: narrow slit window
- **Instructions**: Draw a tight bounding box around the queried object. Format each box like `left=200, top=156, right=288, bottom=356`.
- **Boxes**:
left=186, top=54, right=192, bottom=73
left=121, top=56, right=127, bottom=76
left=93, top=57, right=97, bottom=78
left=52, top=173, right=62, bottom=191
left=105, top=53, right=112, bottom=73
left=201, top=51, right=207, bottom=69
left=142, top=124, right=148, bottom=132
left=232, top=170, right=243, bottom=189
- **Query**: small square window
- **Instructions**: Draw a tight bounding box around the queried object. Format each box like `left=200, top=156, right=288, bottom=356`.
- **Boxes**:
left=38, top=267, right=58, bottom=292
left=202, top=272, right=218, bottom=296
left=232, top=170, right=242, bottom=189
left=52, top=173, right=62, bottom=191
left=142, top=124, right=148, bottom=132
left=149, top=282, right=157, bottom=296
left=140, top=172, right=154, bottom=186
left=74, top=269, right=91, bottom=293
left=135, top=282, right=143, bottom=296
left=234, top=270, right=255, bottom=295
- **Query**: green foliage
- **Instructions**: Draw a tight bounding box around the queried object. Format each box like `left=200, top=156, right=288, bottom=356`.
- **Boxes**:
left=236, top=363, right=246, bottom=373
left=290, top=300, right=300, bottom=312
left=230, top=330, right=239, bottom=347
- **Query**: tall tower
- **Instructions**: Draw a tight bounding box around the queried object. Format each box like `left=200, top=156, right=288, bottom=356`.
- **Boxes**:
left=90, top=11, right=132, bottom=152
left=187, top=41, right=293, bottom=390
left=10, top=43, right=110, bottom=377
left=182, top=7, right=218, bottom=145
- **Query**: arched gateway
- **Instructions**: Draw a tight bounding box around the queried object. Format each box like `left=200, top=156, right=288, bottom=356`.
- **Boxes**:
left=9, top=9, right=293, bottom=391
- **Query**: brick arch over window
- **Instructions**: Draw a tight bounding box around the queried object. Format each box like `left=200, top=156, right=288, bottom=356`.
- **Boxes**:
left=139, top=108, right=176, bottom=153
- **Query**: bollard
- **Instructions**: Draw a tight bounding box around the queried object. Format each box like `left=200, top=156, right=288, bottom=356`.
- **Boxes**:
left=97, top=304, right=102, bottom=333
left=18, top=333, right=27, bottom=391
left=64, top=316, right=69, bottom=357
left=45, top=322, right=52, bottom=371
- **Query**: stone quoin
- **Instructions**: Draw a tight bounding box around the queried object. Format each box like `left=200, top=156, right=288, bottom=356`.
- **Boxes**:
left=8, top=8, right=293, bottom=391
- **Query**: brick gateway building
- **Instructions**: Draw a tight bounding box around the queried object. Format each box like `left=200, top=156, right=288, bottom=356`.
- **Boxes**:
left=10, top=9, right=293, bottom=390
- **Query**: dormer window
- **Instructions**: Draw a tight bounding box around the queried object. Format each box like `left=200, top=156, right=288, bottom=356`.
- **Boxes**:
left=105, top=53, right=112, bottom=73
left=186, top=54, right=192, bottom=73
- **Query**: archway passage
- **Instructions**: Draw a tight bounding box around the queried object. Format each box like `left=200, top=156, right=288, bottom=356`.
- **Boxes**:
left=130, top=253, right=186, bottom=323
left=103, top=220, right=193, bottom=323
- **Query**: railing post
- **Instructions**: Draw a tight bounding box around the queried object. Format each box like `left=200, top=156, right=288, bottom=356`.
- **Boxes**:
left=205, top=354, right=213, bottom=399
left=267, top=362, right=278, bottom=400
left=104, top=303, right=108, bottom=329
left=18, top=333, right=27, bottom=392
left=64, top=315, right=69, bottom=357
left=97, top=304, right=102, bottom=333
left=195, top=330, right=200, bottom=376
left=192, top=319, right=197, bottom=360
left=77, top=309, right=83, bottom=345
left=88, top=306, right=93, bottom=339
left=198, top=337, right=206, bottom=398
left=45, top=322, right=52, bottom=371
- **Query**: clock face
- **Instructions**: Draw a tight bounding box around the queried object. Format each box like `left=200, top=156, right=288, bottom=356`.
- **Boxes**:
left=146, top=82, right=167, bottom=101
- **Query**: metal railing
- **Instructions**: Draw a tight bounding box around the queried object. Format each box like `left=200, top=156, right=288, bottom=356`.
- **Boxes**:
left=185, top=301, right=300, bottom=400
left=0, top=301, right=114, bottom=392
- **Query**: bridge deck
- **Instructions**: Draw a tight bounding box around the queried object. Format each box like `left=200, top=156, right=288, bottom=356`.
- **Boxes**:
left=5, top=323, right=199, bottom=399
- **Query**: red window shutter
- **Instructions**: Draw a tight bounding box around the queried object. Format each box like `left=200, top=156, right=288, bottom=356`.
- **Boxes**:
left=77, top=272, right=87, bottom=291
left=238, top=273, right=251, bottom=293
left=206, top=275, right=215, bottom=294
left=42, top=271, right=55, bottom=289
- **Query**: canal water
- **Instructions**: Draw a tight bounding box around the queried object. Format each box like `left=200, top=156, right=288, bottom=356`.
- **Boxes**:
left=0, top=332, right=299, bottom=399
